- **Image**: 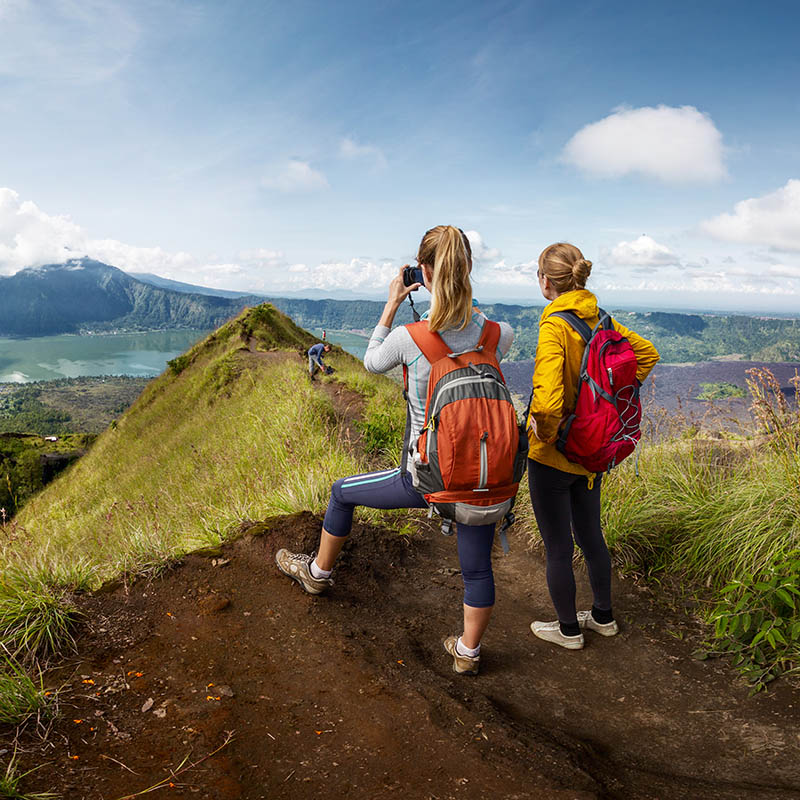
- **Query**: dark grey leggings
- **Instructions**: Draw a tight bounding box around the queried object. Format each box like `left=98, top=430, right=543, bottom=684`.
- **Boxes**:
left=527, top=459, right=611, bottom=624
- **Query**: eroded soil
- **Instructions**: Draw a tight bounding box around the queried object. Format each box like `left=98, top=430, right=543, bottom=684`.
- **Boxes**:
left=8, top=512, right=800, bottom=800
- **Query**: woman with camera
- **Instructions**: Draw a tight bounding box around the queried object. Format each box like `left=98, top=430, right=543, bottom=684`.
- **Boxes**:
left=277, top=225, right=513, bottom=675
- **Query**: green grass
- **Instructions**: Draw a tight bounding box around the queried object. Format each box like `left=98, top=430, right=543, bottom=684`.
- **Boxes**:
left=0, top=650, right=55, bottom=726
left=0, top=574, right=80, bottom=660
left=0, top=307, right=410, bottom=599
left=597, top=368, right=800, bottom=688
left=0, top=747, right=57, bottom=799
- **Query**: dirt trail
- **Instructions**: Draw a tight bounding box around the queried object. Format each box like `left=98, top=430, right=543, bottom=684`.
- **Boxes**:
left=15, top=513, right=800, bottom=800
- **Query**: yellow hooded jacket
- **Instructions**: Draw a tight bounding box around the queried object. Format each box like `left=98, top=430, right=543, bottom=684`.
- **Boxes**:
left=527, top=289, right=660, bottom=479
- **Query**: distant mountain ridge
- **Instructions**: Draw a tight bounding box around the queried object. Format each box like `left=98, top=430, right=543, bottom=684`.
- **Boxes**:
left=3, top=260, right=800, bottom=362
left=0, top=258, right=262, bottom=336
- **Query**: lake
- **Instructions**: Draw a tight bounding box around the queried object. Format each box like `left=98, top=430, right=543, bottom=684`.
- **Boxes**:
left=0, top=330, right=209, bottom=383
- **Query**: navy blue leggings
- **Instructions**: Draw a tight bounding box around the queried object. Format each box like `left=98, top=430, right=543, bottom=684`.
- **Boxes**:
left=527, top=459, right=611, bottom=624
left=323, top=467, right=496, bottom=608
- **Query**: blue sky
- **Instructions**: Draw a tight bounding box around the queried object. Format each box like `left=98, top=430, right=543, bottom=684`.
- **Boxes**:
left=1, top=0, right=799, bottom=312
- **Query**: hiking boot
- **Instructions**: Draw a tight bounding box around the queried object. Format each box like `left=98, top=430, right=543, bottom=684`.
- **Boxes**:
left=275, top=549, right=332, bottom=595
left=443, top=635, right=480, bottom=675
left=530, top=620, right=584, bottom=650
left=577, top=610, right=619, bottom=636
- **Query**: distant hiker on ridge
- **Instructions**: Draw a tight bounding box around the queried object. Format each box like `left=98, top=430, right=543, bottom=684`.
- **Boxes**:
left=307, top=342, right=331, bottom=381
left=277, top=225, right=518, bottom=676
left=526, top=243, right=659, bottom=650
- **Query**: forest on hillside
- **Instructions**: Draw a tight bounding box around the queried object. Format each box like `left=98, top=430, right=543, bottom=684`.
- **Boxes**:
left=262, top=296, right=800, bottom=363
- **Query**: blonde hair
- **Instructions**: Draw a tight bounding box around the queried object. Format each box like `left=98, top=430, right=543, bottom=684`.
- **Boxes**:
left=417, top=225, right=473, bottom=332
left=538, top=242, right=592, bottom=294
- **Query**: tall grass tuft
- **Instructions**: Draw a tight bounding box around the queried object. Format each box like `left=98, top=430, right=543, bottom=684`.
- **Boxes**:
left=0, top=574, right=80, bottom=660
left=0, top=648, right=55, bottom=726
left=599, top=367, right=800, bottom=688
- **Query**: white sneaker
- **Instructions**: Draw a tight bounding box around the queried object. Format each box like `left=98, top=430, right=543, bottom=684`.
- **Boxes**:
left=577, top=610, right=619, bottom=636
left=530, top=620, right=584, bottom=650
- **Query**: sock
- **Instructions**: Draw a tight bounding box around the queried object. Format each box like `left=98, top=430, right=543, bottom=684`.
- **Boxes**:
left=559, top=621, right=581, bottom=637
left=456, top=636, right=480, bottom=658
left=310, top=560, right=332, bottom=580
left=591, top=605, right=614, bottom=624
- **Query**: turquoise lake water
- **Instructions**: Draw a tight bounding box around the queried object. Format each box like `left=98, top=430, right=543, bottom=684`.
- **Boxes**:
left=0, top=329, right=371, bottom=384
left=309, top=329, right=369, bottom=360
left=0, top=330, right=209, bottom=383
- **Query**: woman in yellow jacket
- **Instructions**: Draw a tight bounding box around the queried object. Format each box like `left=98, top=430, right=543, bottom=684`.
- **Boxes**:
left=527, top=243, right=659, bottom=649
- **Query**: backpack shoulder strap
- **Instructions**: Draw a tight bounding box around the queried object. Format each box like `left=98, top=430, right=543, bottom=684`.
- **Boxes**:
left=598, top=308, right=613, bottom=331
left=548, top=310, right=592, bottom=343
left=405, top=321, right=452, bottom=363
left=477, top=319, right=501, bottom=356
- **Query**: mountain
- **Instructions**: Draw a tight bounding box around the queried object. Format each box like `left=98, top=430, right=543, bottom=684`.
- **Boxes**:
left=131, top=272, right=258, bottom=299
left=0, top=258, right=263, bottom=336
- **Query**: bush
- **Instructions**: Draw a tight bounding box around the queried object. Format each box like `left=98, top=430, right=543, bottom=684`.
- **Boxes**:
left=706, top=552, right=800, bottom=691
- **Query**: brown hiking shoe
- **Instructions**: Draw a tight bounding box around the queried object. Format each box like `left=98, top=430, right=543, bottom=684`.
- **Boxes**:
left=275, top=549, right=332, bottom=595
left=443, top=635, right=480, bottom=675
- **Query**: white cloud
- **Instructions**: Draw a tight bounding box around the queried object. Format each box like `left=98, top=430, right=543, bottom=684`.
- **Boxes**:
left=339, top=137, right=387, bottom=170
left=766, top=264, right=800, bottom=279
left=608, top=235, right=680, bottom=267
left=700, top=179, right=800, bottom=251
left=562, top=105, right=727, bottom=183
left=464, top=230, right=501, bottom=265
left=261, top=160, right=329, bottom=193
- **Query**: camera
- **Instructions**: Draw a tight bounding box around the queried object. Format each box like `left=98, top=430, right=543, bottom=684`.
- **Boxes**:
left=402, top=265, right=424, bottom=288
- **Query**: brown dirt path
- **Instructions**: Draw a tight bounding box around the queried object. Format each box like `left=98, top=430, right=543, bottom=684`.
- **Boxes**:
left=15, top=513, right=800, bottom=800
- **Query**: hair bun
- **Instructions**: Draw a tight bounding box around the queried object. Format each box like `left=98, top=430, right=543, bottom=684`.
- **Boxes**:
left=572, top=258, right=592, bottom=287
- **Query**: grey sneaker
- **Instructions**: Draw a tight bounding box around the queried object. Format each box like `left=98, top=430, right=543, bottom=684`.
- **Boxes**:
left=443, top=635, right=480, bottom=675
left=275, top=549, right=332, bottom=595
left=577, top=610, right=619, bottom=636
left=530, top=620, right=585, bottom=650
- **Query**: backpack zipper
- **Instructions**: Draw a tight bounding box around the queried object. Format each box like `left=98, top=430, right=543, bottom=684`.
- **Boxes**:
left=479, top=431, right=489, bottom=488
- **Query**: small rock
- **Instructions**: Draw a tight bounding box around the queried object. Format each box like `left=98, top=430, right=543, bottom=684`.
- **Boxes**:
left=198, top=594, right=231, bottom=615
left=216, top=685, right=234, bottom=698
left=153, top=707, right=167, bottom=719
left=141, top=698, right=154, bottom=713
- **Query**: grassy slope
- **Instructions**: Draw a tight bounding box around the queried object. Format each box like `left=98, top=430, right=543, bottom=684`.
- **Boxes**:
left=2, top=305, right=403, bottom=590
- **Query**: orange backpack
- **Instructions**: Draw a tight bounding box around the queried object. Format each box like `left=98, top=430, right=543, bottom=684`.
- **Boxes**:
left=404, top=320, right=527, bottom=531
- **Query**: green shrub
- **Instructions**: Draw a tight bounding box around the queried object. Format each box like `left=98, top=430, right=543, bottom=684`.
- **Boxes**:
left=706, top=551, right=800, bottom=691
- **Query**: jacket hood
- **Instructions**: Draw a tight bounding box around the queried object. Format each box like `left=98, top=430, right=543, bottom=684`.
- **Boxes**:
left=540, top=289, right=598, bottom=325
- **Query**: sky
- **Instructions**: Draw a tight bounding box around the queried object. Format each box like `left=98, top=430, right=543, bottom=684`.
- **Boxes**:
left=1, top=0, right=799, bottom=313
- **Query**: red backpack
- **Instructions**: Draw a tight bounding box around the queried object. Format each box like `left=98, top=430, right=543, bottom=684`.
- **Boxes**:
left=404, top=320, right=527, bottom=529
left=550, top=310, right=641, bottom=472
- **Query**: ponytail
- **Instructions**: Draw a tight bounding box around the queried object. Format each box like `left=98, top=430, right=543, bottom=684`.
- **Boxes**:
left=417, top=226, right=473, bottom=332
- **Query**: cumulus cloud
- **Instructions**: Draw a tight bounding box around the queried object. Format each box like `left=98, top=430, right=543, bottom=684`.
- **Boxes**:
left=0, top=188, right=86, bottom=272
left=700, top=179, right=800, bottom=251
left=607, top=235, right=680, bottom=267
left=464, top=230, right=501, bottom=265
left=0, top=187, right=213, bottom=282
left=261, top=160, right=329, bottom=193
left=562, top=105, right=727, bottom=182
left=339, top=137, right=387, bottom=170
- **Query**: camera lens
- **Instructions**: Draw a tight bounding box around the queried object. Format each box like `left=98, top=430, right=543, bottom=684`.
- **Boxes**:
left=403, top=266, right=423, bottom=287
